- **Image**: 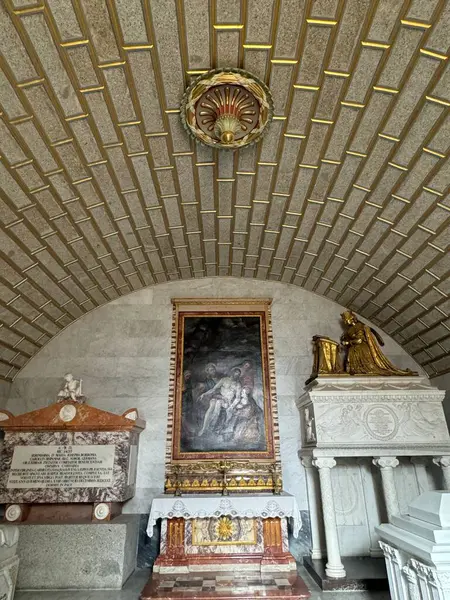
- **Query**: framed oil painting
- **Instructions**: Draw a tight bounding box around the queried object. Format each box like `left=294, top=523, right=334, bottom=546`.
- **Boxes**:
left=165, top=299, right=281, bottom=493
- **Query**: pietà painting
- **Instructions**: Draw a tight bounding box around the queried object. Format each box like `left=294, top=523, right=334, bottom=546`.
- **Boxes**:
left=180, top=314, right=265, bottom=453
left=168, top=299, right=278, bottom=464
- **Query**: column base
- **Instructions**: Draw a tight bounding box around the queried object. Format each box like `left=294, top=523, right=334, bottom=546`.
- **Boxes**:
left=303, top=556, right=388, bottom=591
left=325, top=563, right=346, bottom=578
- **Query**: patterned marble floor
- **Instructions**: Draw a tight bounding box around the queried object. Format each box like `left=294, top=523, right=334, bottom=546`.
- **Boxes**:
left=14, top=567, right=391, bottom=600
left=140, top=570, right=310, bottom=599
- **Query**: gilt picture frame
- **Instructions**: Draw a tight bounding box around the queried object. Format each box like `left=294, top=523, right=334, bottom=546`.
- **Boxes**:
left=165, top=299, right=281, bottom=494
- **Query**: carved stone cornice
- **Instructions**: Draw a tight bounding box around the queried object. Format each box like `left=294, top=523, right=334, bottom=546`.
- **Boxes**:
left=0, top=402, right=145, bottom=432
left=305, top=376, right=435, bottom=392
left=299, top=393, right=445, bottom=405
left=298, top=376, right=445, bottom=409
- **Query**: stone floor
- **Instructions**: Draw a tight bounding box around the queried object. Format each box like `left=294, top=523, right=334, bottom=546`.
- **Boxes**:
left=15, top=567, right=391, bottom=600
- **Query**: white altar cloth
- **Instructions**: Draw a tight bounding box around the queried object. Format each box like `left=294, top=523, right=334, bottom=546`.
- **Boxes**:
left=146, top=492, right=302, bottom=538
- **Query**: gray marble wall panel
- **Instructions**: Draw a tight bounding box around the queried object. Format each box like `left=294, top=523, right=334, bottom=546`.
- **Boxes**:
left=16, top=516, right=139, bottom=590
left=4, top=278, right=424, bottom=516
left=0, top=380, right=11, bottom=409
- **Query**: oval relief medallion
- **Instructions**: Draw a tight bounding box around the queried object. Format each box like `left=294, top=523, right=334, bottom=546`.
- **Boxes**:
left=59, top=404, right=77, bottom=422
left=94, top=503, right=110, bottom=520
left=364, top=405, right=399, bottom=441
left=5, top=504, right=22, bottom=522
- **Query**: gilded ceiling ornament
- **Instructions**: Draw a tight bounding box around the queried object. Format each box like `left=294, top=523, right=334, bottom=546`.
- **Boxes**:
left=180, top=68, right=274, bottom=149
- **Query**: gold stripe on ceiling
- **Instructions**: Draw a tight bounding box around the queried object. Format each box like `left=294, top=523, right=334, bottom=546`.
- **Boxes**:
left=0, top=0, right=448, bottom=379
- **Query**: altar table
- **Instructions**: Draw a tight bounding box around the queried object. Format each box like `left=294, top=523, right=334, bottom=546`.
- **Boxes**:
left=146, top=493, right=302, bottom=574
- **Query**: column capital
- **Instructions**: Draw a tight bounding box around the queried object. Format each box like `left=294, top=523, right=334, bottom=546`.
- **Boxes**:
left=300, top=456, right=314, bottom=468
left=313, top=457, right=336, bottom=470
left=433, top=456, right=450, bottom=468
left=373, top=457, right=399, bottom=469
left=379, top=540, right=400, bottom=563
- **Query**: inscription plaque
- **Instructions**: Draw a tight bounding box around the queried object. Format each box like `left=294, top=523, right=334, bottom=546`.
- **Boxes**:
left=7, top=445, right=115, bottom=489
left=364, top=405, right=399, bottom=440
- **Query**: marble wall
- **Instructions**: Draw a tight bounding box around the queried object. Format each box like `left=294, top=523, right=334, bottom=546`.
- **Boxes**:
left=434, top=372, right=450, bottom=429
left=2, top=278, right=424, bottom=559
left=0, top=380, right=11, bottom=409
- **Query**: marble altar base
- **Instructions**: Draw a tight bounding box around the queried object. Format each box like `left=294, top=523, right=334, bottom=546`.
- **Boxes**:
left=140, top=571, right=310, bottom=600
left=154, top=516, right=296, bottom=574
left=146, top=493, right=302, bottom=575
left=16, top=515, right=139, bottom=590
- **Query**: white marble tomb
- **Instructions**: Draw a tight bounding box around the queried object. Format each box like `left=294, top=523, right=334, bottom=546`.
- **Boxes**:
left=298, top=376, right=450, bottom=579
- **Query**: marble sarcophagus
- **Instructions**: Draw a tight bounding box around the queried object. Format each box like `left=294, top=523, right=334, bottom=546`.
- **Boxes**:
left=0, top=401, right=145, bottom=523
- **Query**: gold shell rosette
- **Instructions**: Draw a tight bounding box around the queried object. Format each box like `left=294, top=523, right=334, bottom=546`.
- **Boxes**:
left=180, top=68, right=274, bottom=150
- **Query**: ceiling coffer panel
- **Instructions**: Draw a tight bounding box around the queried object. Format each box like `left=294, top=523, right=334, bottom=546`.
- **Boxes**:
left=0, top=0, right=449, bottom=380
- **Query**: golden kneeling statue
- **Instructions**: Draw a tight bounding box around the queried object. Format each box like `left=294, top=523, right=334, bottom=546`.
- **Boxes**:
left=340, top=310, right=417, bottom=376
left=307, top=311, right=418, bottom=382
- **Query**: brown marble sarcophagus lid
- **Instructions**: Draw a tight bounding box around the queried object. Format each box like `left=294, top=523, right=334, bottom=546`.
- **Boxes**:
left=0, top=402, right=145, bottom=523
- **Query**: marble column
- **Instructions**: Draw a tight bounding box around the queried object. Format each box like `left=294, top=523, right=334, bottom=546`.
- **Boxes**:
left=373, top=457, right=400, bottom=521
left=432, top=456, right=450, bottom=490
left=313, top=457, right=346, bottom=578
left=357, top=457, right=382, bottom=557
left=301, top=456, right=326, bottom=559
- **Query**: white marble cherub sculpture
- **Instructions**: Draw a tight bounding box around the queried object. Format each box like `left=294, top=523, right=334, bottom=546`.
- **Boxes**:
left=57, top=373, right=85, bottom=404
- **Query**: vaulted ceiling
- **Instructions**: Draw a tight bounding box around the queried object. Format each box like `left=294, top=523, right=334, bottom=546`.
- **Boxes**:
left=0, top=0, right=449, bottom=381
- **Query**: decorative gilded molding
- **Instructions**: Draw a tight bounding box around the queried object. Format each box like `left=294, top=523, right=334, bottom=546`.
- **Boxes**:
left=180, top=68, right=273, bottom=149
left=0, top=0, right=448, bottom=381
